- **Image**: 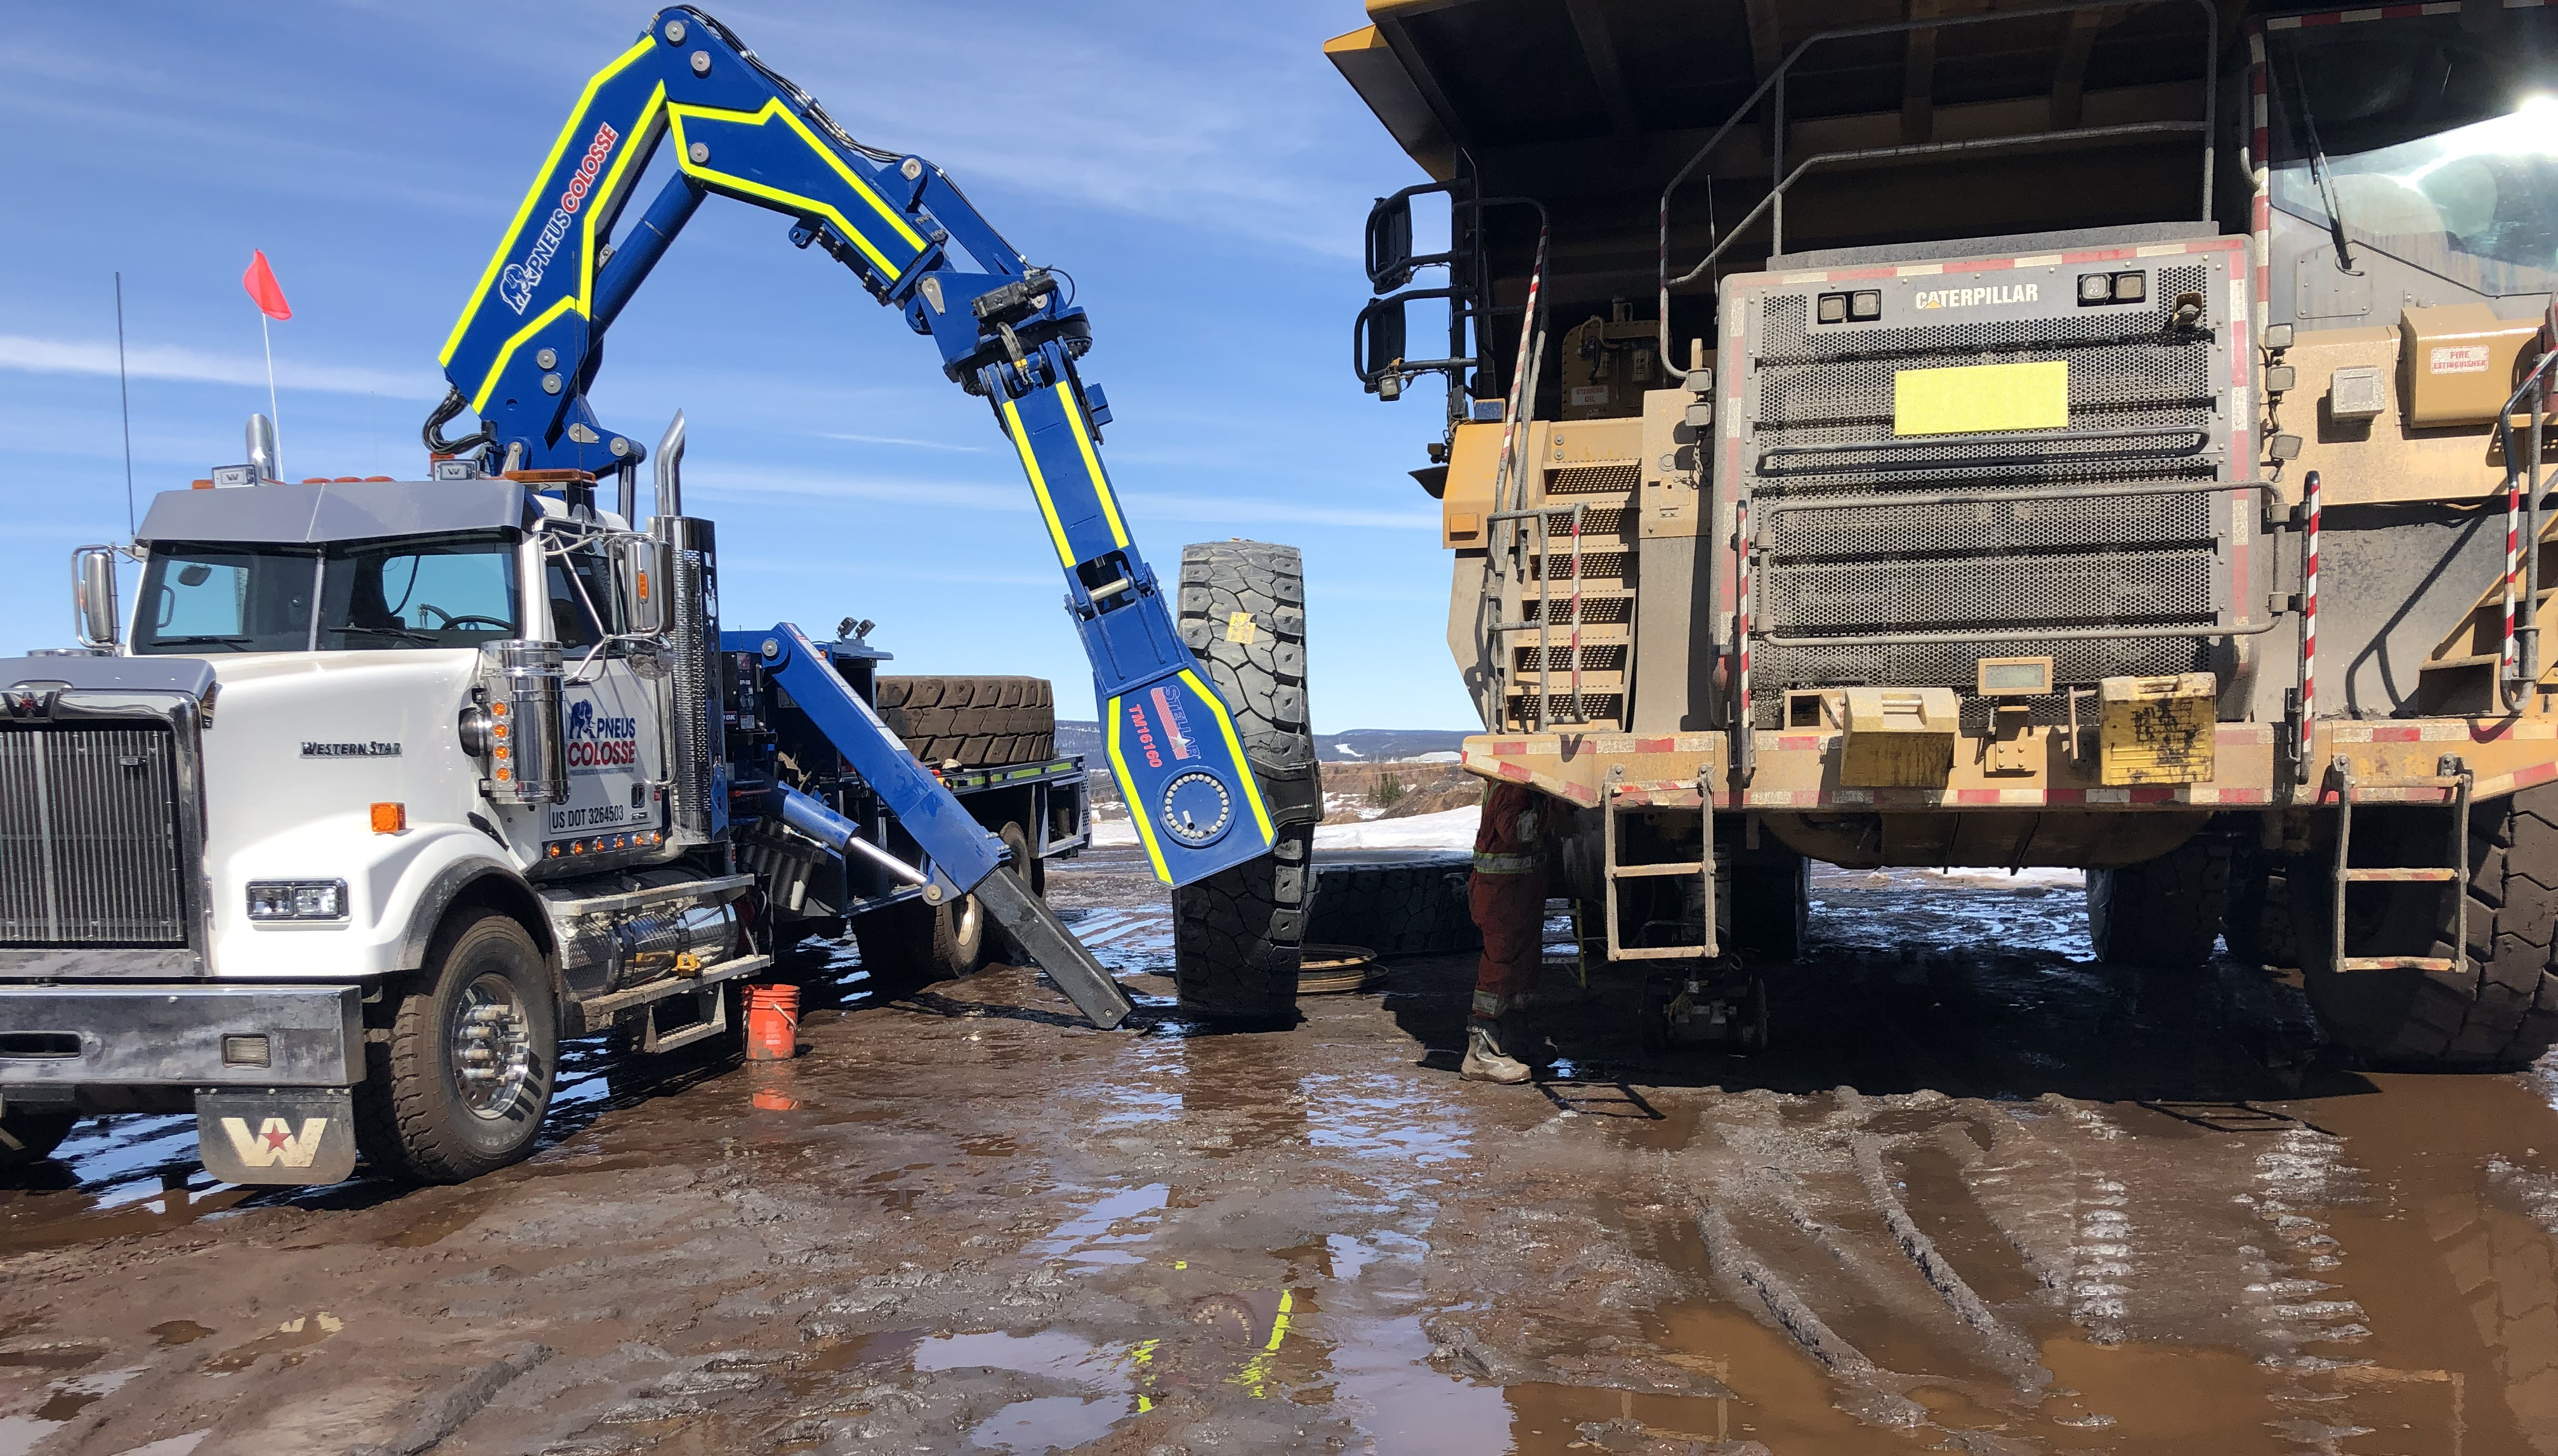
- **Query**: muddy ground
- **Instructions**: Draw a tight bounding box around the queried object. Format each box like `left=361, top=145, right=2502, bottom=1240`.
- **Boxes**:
left=3, top=852, right=2556, bottom=1456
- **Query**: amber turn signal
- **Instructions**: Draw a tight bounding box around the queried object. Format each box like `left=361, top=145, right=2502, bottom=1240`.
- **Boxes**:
left=370, top=802, right=407, bottom=834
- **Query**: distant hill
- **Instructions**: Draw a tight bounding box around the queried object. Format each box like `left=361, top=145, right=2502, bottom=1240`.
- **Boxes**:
left=1054, top=721, right=1469, bottom=764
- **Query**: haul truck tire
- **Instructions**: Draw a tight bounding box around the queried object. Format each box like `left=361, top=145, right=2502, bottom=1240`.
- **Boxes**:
left=2292, top=784, right=2558, bottom=1068
left=0, top=1110, right=76, bottom=1174
left=1171, top=541, right=1316, bottom=1023
left=1733, top=849, right=1811, bottom=962
left=354, top=908, right=557, bottom=1184
left=1308, top=850, right=1478, bottom=956
left=877, top=676, right=1055, bottom=767
left=2087, top=837, right=2231, bottom=970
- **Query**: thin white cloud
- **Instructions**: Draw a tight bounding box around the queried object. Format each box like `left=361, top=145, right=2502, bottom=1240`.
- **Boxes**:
left=0, top=334, right=442, bottom=400
left=818, top=431, right=986, bottom=453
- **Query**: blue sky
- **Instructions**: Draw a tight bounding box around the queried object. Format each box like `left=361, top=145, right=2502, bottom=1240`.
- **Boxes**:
left=0, top=2, right=1474, bottom=730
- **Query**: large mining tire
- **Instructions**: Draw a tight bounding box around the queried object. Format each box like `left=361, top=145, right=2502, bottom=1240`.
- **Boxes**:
left=876, top=676, right=1054, bottom=767
left=1308, top=850, right=1478, bottom=956
left=1732, top=848, right=1810, bottom=962
left=2223, top=850, right=2301, bottom=970
left=2087, top=836, right=2231, bottom=970
left=353, top=909, right=556, bottom=1184
left=2290, top=785, right=2558, bottom=1068
left=1170, top=541, right=1320, bottom=1022
left=0, top=1110, right=76, bottom=1174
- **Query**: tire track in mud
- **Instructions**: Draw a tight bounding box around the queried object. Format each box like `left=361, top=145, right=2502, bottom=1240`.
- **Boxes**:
left=1668, top=1079, right=2429, bottom=1452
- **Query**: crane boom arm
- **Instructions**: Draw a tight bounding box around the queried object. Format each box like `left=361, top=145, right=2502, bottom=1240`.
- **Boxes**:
left=433, top=6, right=1303, bottom=886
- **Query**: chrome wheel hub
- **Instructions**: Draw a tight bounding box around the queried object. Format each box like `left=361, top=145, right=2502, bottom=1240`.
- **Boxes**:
left=452, top=973, right=534, bottom=1117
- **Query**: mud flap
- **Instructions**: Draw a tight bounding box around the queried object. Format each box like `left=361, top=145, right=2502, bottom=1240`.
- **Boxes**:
left=971, top=867, right=1134, bottom=1030
left=195, top=1088, right=358, bottom=1186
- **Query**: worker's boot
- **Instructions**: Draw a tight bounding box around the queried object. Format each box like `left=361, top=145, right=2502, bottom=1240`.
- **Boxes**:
left=1460, top=992, right=1533, bottom=1084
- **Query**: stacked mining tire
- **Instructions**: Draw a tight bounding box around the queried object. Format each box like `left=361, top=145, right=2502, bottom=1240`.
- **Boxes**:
left=876, top=676, right=1054, bottom=767
left=1308, top=849, right=1478, bottom=956
left=2289, top=784, right=2558, bottom=1068
left=2087, top=835, right=2232, bottom=970
left=1170, top=541, right=1322, bottom=1022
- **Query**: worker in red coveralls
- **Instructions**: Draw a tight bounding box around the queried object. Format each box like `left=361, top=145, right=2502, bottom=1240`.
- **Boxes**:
left=1464, top=780, right=1545, bottom=1083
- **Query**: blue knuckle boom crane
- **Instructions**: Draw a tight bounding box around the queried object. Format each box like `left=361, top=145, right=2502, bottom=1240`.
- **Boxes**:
left=424, top=8, right=1292, bottom=1020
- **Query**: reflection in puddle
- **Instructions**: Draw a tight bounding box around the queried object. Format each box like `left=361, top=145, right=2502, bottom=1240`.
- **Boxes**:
left=1030, top=1184, right=1167, bottom=1266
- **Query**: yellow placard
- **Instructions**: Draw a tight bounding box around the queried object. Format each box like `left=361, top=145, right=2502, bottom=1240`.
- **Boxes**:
left=1892, top=360, right=2069, bottom=436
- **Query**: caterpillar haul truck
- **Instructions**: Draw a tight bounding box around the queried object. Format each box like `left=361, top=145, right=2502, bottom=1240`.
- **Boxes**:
left=0, top=6, right=1317, bottom=1183
left=1334, top=0, right=2558, bottom=1066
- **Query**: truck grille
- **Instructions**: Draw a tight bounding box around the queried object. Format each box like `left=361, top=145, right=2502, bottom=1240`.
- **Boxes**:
left=1733, top=250, right=2245, bottom=721
left=0, top=726, right=190, bottom=946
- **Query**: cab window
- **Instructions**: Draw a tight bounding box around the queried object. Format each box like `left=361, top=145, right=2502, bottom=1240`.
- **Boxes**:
left=544, top=544, right=617, bottom=650
left=318, top=535, right=520, bottom=650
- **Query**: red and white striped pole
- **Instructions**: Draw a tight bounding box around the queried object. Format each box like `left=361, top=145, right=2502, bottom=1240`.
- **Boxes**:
left=2505, top=456, right=2524, bottom=703
left=2301, top=469, right=2321, bottom=776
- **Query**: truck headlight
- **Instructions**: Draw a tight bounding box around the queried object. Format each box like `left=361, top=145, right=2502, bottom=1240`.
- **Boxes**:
left=247, top=880, right=348, bottom=921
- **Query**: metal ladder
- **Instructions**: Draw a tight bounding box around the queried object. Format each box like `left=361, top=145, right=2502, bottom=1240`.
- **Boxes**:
left=1602, top=766, right=1719, bottom=961
left=2328, top=754, right=2472, bottom=974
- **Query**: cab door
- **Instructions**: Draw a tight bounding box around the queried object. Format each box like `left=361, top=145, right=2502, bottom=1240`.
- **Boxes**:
left=544, top=534, right=667, bottom=855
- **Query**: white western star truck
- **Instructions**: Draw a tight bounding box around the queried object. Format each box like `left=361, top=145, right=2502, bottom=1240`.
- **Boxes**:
left=0, top=421, right=1101, bottom=1184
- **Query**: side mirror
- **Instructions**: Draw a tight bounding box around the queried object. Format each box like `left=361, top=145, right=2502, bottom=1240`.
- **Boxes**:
left=616, top=534, right=672, bottom=636
left=1356, top=297, right=1408, bottom=396
left=72, top=546, right=119, bottom=649
left=1366, top=193, right=1417, bottom=292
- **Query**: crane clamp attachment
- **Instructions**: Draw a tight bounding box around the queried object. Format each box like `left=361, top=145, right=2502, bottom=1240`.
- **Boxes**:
left=431, top=6, right=1282, bottom=886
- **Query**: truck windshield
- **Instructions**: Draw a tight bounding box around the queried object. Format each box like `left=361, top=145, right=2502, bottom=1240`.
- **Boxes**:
left=132, top=533, right=521, bottom=654
left=2267, top=14, right=2558, bottom=298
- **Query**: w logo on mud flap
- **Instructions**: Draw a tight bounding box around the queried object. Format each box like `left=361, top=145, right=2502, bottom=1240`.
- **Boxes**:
left=218, top=1116, right=331, bottom=1169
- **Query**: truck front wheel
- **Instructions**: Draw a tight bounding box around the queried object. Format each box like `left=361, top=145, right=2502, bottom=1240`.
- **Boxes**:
left=355, top=908, right=557, bottom=1183
left=0, top=1110, right=75, bottom=1174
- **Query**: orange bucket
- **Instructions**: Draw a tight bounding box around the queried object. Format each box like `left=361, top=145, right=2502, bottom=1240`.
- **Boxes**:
left=744, top=982, right=800, bottom=1061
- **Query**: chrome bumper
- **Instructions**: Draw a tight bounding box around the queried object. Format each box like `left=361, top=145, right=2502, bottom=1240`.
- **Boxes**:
left=0, top=984, right=360, bottom=1087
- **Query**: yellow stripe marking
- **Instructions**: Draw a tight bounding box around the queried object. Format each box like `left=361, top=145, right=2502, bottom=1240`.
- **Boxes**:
left=1001, top=398, right=1075, bottom=566
left=579, top=82, right=666, bottom=308
left=666, top=98, right=922, bottom=278
left=471, top=296, right=581, bottom=414
left=1058, top=386, right=1129, bottom=549
left=1182, top=669, right=1276, bottom=843
left=441, top=36, right=653, bottom=368
left=1106, top=698, right=1172, bottom=882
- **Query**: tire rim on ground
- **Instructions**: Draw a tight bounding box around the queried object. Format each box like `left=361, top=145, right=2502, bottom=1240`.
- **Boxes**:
left=452, top=972, right=534, bottom=1117
left=1297, top=944, right=1382, bottom=995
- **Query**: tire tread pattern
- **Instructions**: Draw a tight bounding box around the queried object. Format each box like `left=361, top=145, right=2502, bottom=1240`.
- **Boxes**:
left=876, top=676, right=1056, bottom=766
left=1308, top=852, right=1478, bottom=955
left=1171, top=541, right=1317, bottom=1020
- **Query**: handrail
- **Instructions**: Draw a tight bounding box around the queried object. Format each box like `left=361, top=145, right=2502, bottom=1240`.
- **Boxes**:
left=2491, top=339, right=2558, bottom=709
left=1655, top=0, right=2221, bottom=380
left=1670, top=122, right=2210, bottom=295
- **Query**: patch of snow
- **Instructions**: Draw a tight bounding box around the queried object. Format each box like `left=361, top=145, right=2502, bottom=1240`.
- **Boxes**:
left=1091, top=813, right=1137, bottom=847
left=1314, top=804, right=1481, bottom=850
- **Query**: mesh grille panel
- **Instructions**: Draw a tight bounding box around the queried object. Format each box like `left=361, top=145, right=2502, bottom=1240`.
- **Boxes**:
left=1769, top=489, right=2217, bottom=560
left=1531, top=551, right=1629, bottom=581
left=1545, top=462, right=1639, bottom=495
left=1764, top=550, right=2215, bottom=633
left=1736, top=253, right=2236, bottom=699
left=1533, top=506, right=1628, bottom=535
left=1508, top=692, right=1623, bottom=723
left=1518, top=643, right=1629, bottom=672
left=0, top=726, right=188, bottom=947
left=1524, top=595, right=1630, bottom=624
